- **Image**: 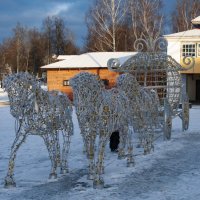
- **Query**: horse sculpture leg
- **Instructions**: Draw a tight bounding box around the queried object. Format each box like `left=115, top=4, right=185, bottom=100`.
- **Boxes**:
left=81, top=125, right=96, bottom=180
left=93, top=136, right=107, bottom=189
left=127, top=126, right=135, bottom=167
left=54, top=132, right=61, bottom=168
left=82, top=135, right=87, bottom=154
left=87, top=136, right=95, bottom=180
left=118, top=127, right=128, bottom=159
left=98, top=130, right=107, bottom=174
left=43, top=134, right=58, bottom=179
left=143, top=128, right=154, bottom=155
left=60, top=130, right=70, bottom=174
left=4, top=130, right=27, bottom=188
left=78, top=122, right=87, bottom=154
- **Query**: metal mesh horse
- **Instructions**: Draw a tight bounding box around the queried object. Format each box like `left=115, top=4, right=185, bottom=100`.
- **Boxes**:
left=70, top=72, right=134, bottom=189
left=117, top=73, right=159, bottom=154
left=3, top=72, right=73, bottom=188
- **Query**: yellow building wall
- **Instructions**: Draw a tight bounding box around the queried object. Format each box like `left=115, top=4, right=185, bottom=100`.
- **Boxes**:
left=181, top=57, right=200, bottom=74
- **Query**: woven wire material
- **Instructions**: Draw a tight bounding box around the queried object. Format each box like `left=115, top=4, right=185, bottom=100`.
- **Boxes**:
left=3, top=72, right=73, bottom=188
left=70, top=72, right=132, bottom=188
left=117, top=73, right=158, bottom=154
left=108, top=51, right=194, bottom=115
left=108, top=37, right=194, bottom=139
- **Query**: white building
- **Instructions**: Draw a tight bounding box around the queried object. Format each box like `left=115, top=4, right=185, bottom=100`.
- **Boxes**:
left=164, top=16, right=200, bottom=102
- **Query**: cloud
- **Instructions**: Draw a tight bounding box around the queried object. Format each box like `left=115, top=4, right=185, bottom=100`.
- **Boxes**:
left=20, top=2, right=72, bottom=23
left=47, top=2, right=72, bottom=16
left=0, top=0, right=175, bottom=47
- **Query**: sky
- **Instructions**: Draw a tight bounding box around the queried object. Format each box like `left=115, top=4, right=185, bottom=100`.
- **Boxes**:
left=0, top=0, right=175, bottom=47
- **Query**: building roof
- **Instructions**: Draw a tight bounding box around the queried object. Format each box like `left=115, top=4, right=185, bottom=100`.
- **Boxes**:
left=56, top=55, right=78, bottom=60
left=192, top=16, right=200, bottom=24
left=41, top=52, right=137, bottom=69
left=164, top=16, right=200, bottom=39
left=164, top=29, right=200, bottom=39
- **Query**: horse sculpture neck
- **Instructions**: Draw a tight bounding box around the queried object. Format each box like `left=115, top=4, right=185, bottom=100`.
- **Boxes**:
left=3, top=72, right=39, bottom=119
left=70, top=72, right=104, bottom=111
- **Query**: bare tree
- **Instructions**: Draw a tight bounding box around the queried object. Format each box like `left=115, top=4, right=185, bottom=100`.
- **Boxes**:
left=0, top=38, right=15, bottom=74
left=29, top=29, right=46, bottom=75
left=128, top=0, right=164, bottom=50
left=42, top=16, right=79, bottom=60
left=0, top=16, right=78, bottom=76
left=53, top=17, right=67, bottom=55
left=23, top=29, right=32, bottom=72
left=42, top=17, right=54, bottom=64
left=172, top=0, right=200, bottom=32
left=13, top=23, right=27, bottom=72
left=0, top=25, right=36, bottom=74
left=64, top=32, right=79, bottom=55
left=86, top=0, right=129, bottom=52
left=53, top=17, right=79, bottom=55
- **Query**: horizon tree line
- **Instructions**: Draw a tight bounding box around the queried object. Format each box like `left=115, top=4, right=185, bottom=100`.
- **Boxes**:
left=0, top=0, right=200, bottom=77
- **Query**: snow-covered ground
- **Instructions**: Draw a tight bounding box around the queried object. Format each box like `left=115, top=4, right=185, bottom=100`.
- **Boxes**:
left=0, top=89, right=8, bottom=104
left=0, top=90, right=200, bottom=199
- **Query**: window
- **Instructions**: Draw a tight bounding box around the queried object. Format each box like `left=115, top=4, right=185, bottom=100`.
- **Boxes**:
left=198, top=44, right=200, bottom=57
left=182, top=44, right=196, bottom=57
left=63, top=80, right=69, bottom=86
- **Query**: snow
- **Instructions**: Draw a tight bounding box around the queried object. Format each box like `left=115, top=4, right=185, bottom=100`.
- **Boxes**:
left=191, top=16, right=200, bottom=24
left=0, top=90, right=200, bottom=199
left=56, top=55, right=79, bottom=60
left=41, top=52, right=137, bottom=69
left=164, top=28, right=200, bottom=38
left=0, top=89, right=8, bottom=103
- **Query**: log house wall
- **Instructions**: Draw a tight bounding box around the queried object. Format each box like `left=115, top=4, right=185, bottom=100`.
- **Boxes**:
left=47, top=68, right=119, bottom=100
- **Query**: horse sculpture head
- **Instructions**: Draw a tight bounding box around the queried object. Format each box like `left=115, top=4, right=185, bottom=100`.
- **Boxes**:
left=69, top=72, right=107, bottom=133
left=70, top=72, right=104, bottom=108
left=3, top=72, right=39, bottom=119
left=117, top=73, right=141, bottom=100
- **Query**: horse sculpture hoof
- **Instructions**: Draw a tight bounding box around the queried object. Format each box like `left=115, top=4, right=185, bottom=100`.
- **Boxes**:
left=60, top=168, right=69, bottom=174
left=118, top=154, right=126, bottom=160
left=49, top=173, right=57, bottom=179
left=87, top=174, right=94, bottom=180
left=4, top=177, right=16, bottom=188
left=93, top=178, right=104, bottom=189
left=127, top=161, right=135, bottom=167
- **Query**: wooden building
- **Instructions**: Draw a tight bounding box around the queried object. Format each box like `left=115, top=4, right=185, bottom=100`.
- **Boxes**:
left=41, top=52, right=136, bottom=100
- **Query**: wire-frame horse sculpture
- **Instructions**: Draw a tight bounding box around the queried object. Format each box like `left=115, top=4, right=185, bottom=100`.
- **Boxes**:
left=3, top=72, right=73, bottom=188
left=70, top=72, right=134, bottom=189
left=117, top=73, right=160, bottom=154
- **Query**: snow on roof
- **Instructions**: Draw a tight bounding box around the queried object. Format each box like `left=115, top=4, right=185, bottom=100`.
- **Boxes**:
left=192, top=16, right=200, bottom=24
left=164, top=29, right=200, bottom=38
left=41, top=52, right=137, bottom=69
left=56, top=55, right=78, bottom=60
